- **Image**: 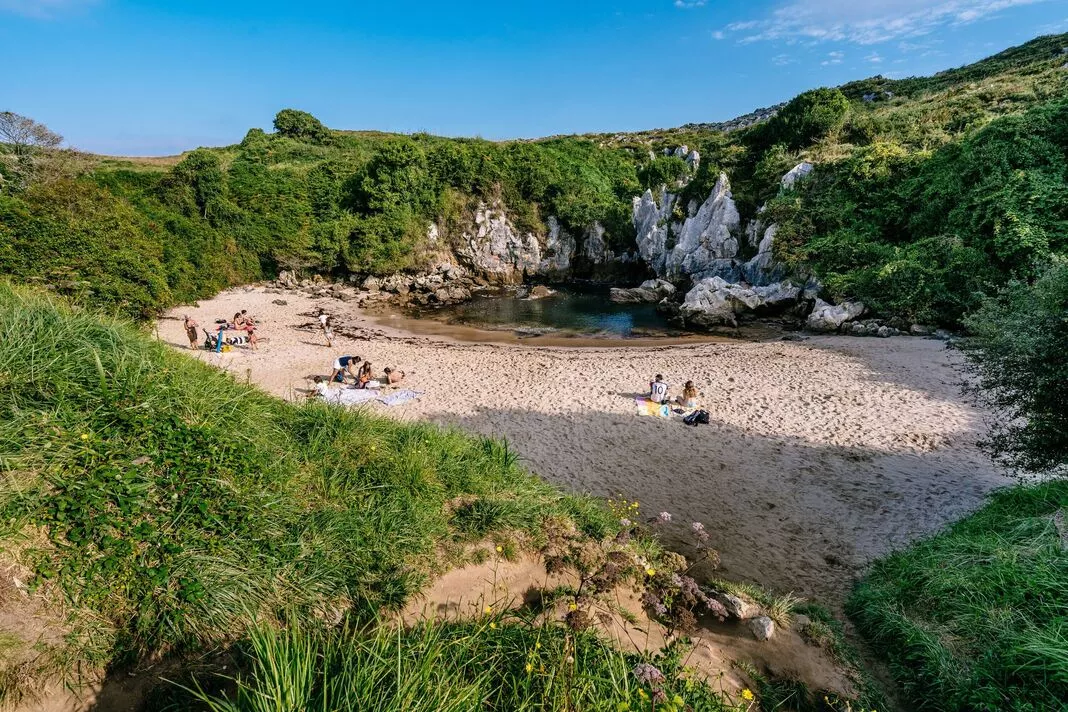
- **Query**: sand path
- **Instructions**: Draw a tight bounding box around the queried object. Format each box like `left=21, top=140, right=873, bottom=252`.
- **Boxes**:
left=161, top=286, right=1010, bottom=608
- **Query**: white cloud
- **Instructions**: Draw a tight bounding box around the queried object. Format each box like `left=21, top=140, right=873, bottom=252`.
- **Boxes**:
left=772, top=53, right=797, bottom=65
left=674, top=0, right=707, bottom=8
left=866, top=52, right=884, bottom=63
left=720, top=0, right=1050, bottom=45
left=711, top=30, right=725, bottom=40
left=0, top=0, right=97, bottom=18
left=820, top=50, right=845, bottom=65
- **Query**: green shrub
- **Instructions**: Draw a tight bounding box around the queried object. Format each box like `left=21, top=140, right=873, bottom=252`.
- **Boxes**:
left=958, top=259, right=1068, bottom=473
left=272, top=109, right=329, bottom=143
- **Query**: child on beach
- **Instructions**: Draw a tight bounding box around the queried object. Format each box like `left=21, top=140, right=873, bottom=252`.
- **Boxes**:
left=649, top=374, right=670, bottom=404
left=183, top=316, right=199, bottom=349
left=319, top=311, right=335, bottom=347
left=384, top=367, right=406, bottom=384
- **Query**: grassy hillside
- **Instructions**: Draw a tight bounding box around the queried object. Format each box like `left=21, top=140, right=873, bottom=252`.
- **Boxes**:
left=2, top=34, right=1066, bottom=325
left=848, top=480, right=1068, bottom=712
left=0, top=282, right=624, bottom=701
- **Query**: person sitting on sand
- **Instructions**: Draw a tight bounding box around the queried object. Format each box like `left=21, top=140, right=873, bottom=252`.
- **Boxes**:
left=232, top=312, right=245, bottom=328
left=330, top=355, right=362, bottom=384
left=356, top=361, right=376, bottom=389
left=649, top=374, right=670, bottom=404
left=384, top=367, right=406, bottom=385
left=183, top=315, right=199, bottom=350
left=309, top=375, right=331, bottom=399
left=677, top=380, right=699, bottom=409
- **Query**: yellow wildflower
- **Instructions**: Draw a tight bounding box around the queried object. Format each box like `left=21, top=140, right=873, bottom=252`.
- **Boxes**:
left=645, top=568, right=656, bottom=577
left=489, top=622, right=497, bottom=629
left=80, top=433, right=88, bottom=440
left=484, top=606, right=493, bottom=614
left=568, top=603, right=578, bottom=611
left=741, top=688, right=754, bottom=701
left=525, top=663, right=533, bottom=673
left=495, top=545, right=503, bottom=553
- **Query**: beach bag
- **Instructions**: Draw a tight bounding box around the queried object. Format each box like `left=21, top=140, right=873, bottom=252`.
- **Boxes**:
left=683, top=409, right=710, bottom=426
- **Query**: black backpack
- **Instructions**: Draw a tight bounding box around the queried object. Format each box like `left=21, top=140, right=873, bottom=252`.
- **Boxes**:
left=683, top=409, right=710, bottom=426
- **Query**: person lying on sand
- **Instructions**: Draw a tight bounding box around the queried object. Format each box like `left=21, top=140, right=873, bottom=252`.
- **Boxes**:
left=330, top=355, right=362, bottom=384
left=356, top=361, right=376, bottom=389
left=649, top=374, right=670, bottom=404
left=183, top=316, right=199, bottom=350
left=677, top=380, right=699, bottom=409
left=384, top=367, right=406, bottom=384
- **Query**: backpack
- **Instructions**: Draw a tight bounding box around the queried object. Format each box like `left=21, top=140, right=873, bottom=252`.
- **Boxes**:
left=683, top=409, right=710, bottom=426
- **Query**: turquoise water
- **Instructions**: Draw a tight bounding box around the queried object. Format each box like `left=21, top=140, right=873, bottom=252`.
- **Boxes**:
left=408, top=286, right=682, bottom=338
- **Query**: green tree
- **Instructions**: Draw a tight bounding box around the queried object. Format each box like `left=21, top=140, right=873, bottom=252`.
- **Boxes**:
left=756, top=88, right=851, bottom=151
left=273, top=109, right=329, bottom=142
left=959, top=258, right=1068, bottom=473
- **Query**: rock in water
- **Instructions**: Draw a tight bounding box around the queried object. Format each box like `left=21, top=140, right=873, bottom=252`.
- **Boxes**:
left=610, top=279, right=675, bottom=304
left=748, top=616, right=776, bottom=641
left=806, top=299, right=866, bottom=332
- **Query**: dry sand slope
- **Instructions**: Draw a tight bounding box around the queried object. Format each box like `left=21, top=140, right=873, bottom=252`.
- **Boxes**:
left=162, top=286, right=1011, bottom=608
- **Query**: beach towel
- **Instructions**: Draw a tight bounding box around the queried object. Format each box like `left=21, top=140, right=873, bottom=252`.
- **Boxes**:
left=321, top=388, right=380, bottom=406
left=635, top=397, right=672, bottom=419
left=377, top=389, right=423, bottom=407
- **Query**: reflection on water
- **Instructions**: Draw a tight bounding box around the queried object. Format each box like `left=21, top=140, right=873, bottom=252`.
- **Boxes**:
left=406, top=286, right=683, bottom=338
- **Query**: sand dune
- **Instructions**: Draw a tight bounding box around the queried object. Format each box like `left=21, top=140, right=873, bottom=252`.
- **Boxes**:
left=161, top=286, right=1010, bottom=607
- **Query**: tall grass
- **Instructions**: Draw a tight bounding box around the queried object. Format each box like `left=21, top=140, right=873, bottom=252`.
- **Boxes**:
left=0, top=282, right=614, bottom=675
left=177, top=617, right=734, bottom=712
left=848, top=480, right=1068, bottom=711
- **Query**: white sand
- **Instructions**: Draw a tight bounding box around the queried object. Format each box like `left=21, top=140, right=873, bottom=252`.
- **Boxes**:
left=162, top=286, right=1010, bottom=607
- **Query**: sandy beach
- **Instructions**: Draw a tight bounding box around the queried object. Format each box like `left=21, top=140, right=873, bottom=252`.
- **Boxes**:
left=161, top=286, right=1011, bottom=607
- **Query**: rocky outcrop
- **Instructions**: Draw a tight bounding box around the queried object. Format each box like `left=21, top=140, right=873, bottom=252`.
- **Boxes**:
left=806, top=299, right=866, bottom=332
left=781, top=162, right=814, bottom=190
left=633, top=174, right=743, bottom=282
left=679, top=277, right=801, bottom=328
left=455, top=203, right=548, bottom=284
left=610, top=279, right=676, bottom=304
left=742, top=223, right=786, bottom=286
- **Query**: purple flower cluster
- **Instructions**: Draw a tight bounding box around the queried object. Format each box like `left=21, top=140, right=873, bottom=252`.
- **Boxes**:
left=641, top=590, right=668, bottom=616
left=656, top=511, right=672, bottom=524
left=632, top=662, right=665, bottom=686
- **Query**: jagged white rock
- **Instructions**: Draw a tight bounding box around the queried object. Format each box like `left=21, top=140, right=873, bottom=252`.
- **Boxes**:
left=781, top=162, right=814, bottom=190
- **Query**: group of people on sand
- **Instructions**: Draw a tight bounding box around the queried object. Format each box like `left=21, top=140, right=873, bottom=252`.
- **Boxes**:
left=313, top=354, right=406, bottom=397
left=181, top=309, right=262, bottom=351
left=649, top=374, right=700, bottom=409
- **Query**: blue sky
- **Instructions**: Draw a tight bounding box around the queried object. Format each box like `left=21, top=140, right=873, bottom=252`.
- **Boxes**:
left=3, top=0, right=1066, bottom=155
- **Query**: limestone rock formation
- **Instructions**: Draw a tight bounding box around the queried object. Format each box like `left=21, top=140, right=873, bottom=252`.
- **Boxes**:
left=806, top=299, right=866, bottom=332
left=455, top=203, right=575, bottom=284
left=781, top=162, right=814, bottom=190
left=610, top=279, right=676, bottom=304
left=679, top=277, right=801, bottom=327
left=633, top=174, right=742, bottom=282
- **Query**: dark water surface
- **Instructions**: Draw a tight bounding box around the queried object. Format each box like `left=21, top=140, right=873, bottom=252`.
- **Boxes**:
left=406, top=286, right=683, bottom=338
